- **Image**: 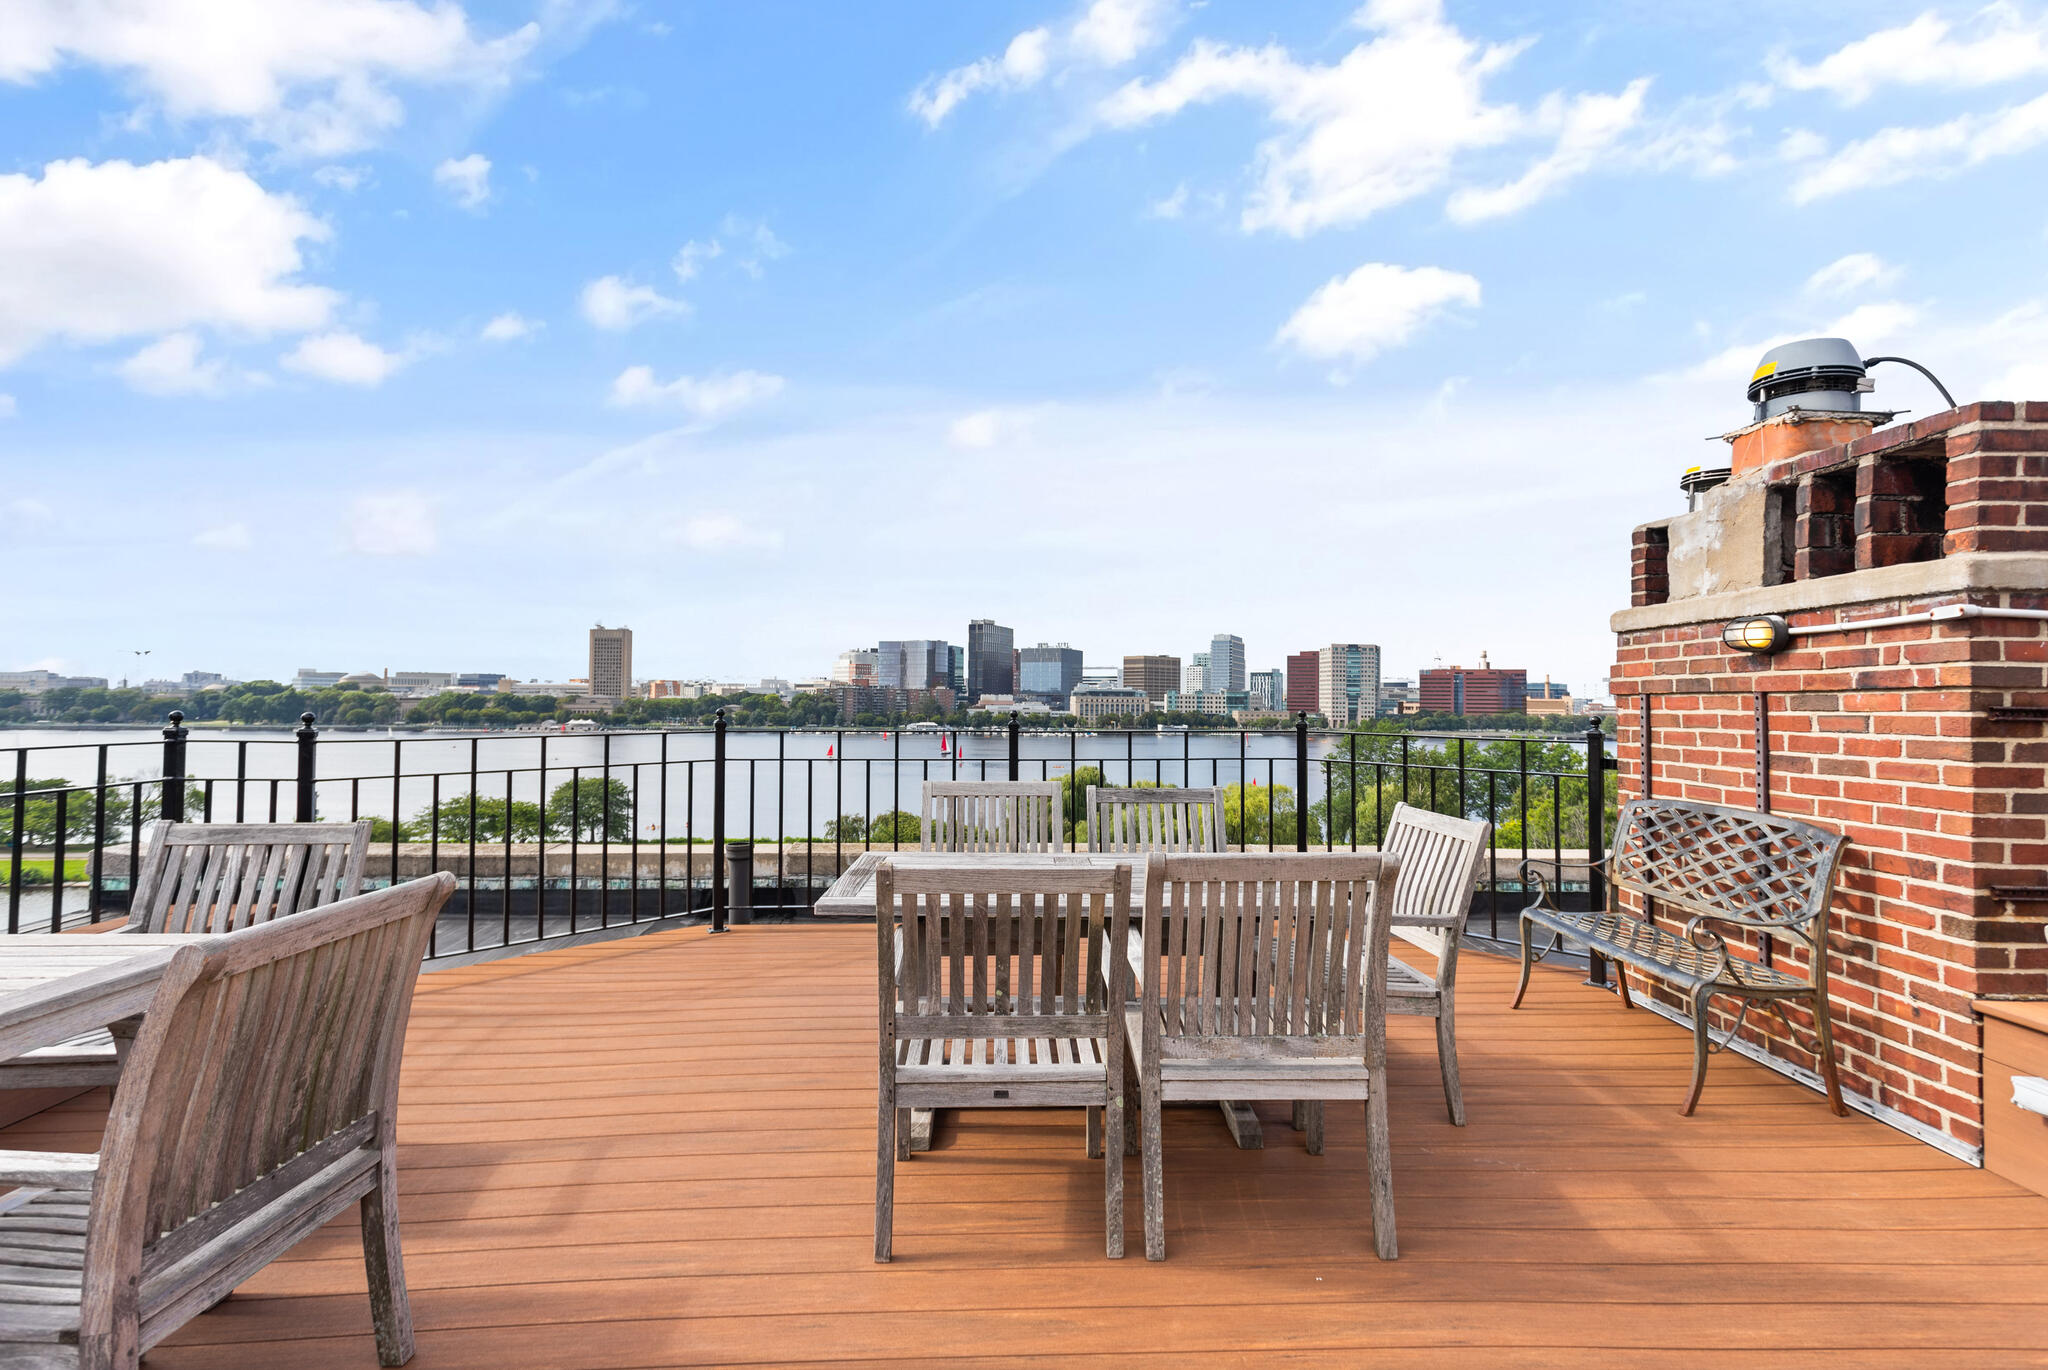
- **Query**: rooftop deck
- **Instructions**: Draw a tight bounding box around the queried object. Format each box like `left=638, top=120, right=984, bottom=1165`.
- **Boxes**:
left=8, top=926, right=2046, bottom=1368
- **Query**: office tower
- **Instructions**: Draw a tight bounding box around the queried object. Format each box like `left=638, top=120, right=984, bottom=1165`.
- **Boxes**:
left=1120, top=655, right=1181, bottom=706
left=1019, top=644, right=1083, bottom=701
left=878, top=640, right=954, bottom=691
left=966, top=619, right=1015, bottom=701
left=1285, top=652, right=1319, bottom=713
left=1249, top=669, right=1282, bottom=710
left=1208, top=634, right=1246, bottom=694
left=1316, top=643, right=1381, bottom=726
left=589, top=625, right=633, bottom=702
left=1420, top=653, right=1529, bottom=715
left=1185, top=654, right=1209, bottom=693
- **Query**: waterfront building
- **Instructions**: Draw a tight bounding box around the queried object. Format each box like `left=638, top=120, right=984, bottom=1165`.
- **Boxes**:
left=1068, top=684, right=1148, bottom=721
left=1285, top=651, right=1319, bottom=714
left=455, top=673, right=506, bottom=690
left=1419, top=653, right=1527, bottom=715
left=830, top=649, right=878, bottom=686
left=877, top=640, right=953, bottom=691
left=1164, top=690, right=1230, bottom=716
left=1208, top=634, right=1246, bottom=694
left=588, top=626, right=633, bottom=704
left=967, top=619, right=1015, bottom=701
left=1019, top=643, right=1083, bottom=701
left=1317, top=644, right=1382, bottom=726
left=292, top=669, right=345, bottom=691
left=1119, top=654, right=1181, bottom=706
left=1248, top=669, right=1282, bottom=710
left=1184, top=654, right=1209, bottom=693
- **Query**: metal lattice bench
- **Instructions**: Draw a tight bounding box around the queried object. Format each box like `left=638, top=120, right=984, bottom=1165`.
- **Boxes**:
left=1510, top=797, right=1851, bottom=1117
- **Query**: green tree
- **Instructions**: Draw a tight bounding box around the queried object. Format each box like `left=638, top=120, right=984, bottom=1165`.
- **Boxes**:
left=413, top=795, right=544, bottom=843
left=866, top=810, right=921, bottom=846
left=823, top=813, right=867, bottom=843
left=1221, top=781, right=1319, bottom=847
left=546, top=776, right=633, bottom=842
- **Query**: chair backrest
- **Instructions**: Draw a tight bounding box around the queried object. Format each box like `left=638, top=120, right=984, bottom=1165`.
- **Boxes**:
left=1607, top=798, right=1846, bottom=948
left=1087, top=786, right=1225, bottom=854
left=81, top=873, right=454, bottom=1349
left=919, top=781, right=1065, bottom=853
left=877, top=861, right=1132, bottom=1048
left=1140, top=853, right=1398, bottom=1058
left=1380, top=803, right=1490, bottom=978
left=129, top=820, right=372, bottom=933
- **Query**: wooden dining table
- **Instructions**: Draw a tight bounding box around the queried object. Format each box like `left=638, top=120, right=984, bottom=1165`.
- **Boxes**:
left=815, top=849, right=1283, bottom=1150
left=0, top=934, right=208, bottom=1066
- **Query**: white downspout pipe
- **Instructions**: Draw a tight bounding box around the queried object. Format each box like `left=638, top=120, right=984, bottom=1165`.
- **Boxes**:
left=1784, top=603, right=2048, bottom=639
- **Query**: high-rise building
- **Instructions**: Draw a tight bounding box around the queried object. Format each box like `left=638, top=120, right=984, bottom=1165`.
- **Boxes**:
left=1420, top=653, right=1528, bottom=715
left=1249, top=669, right=1282, bottom=710
left=1208, top=634, right=1246, bottom=694
left=1120, top=655, right=1181, bottom=705
left=1185, top=654, right=1209, bottom=693
left=1317, top=644, right=1382, bottom=726
left=588, top=625, right=633, bottom=702
left=948, top=645, right=965, bottom=694
left=1285, top=652, right=1320, bottom=714
left=830, top=649, right=878, bottom=685
left=966, top=619, right=1015, bottom=701
left=1018, top=643, right=1083, bottom=701
left=878, top=640, right=954, bottom=691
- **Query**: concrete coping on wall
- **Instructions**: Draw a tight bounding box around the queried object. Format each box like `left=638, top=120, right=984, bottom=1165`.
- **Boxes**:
left=1609, top=551, right=2048, bottom=634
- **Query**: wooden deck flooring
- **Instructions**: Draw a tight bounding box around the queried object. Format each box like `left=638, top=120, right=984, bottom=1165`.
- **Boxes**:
left=7, top=924, right=2047, bottom=1368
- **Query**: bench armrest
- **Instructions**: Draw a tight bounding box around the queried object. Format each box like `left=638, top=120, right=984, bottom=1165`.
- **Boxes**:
left=0, top=1150, right=100, bottom=1190
left=1678, top=914, right=1733, bottom=982
left=1515, top=859, right=1564, bottom=912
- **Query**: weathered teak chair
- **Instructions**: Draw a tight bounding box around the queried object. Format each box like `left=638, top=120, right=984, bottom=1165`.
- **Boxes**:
left=1131, top=852, right=1401, bottom=1262
left=0, top=871, right=455, bottom=1369
left=1378, top=803, right=1490, bottom=1126
left=875, top=860, right=1133, bottom=1262
left=919, top=781, right=1064, bottom=853
left=1086, top=786, right=1225, bottom=854
left=0, top=820, right=374, bottom=1093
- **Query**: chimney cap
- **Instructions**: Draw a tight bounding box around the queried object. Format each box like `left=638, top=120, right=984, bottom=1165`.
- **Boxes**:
left=1747, top=337, right=1871, bottom=420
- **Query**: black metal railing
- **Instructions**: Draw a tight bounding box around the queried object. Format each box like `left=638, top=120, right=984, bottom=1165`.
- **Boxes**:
left=3, top=710, right=1613, bottom=959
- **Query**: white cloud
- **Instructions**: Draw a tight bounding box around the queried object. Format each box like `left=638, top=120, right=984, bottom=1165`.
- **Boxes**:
left=672, top=217, right=787, bottom=282
left=1770, top=9, right=2048, bottom=105
left=311, top=163, right=369, bottom=191
left=192, top=522, right=252, bottom=551
left=118, top=331, right=226, bottom=395
left=346, top=491, right=436, bottom=555
left=579, top=275, right=687, bottom=330
left=673, top=513, right=783, bottom=553
left=672, top=238, right=721, bottom=282
left=1677, top=300, right=1920, bottom=385
left=433, top=153, right=491, bottom=210
left=1148, top=183, right=1189, bottom=218
left=0, top=156, right=336, bottom=367
left=909, top=0, right=1173, bottom=126
left=479, top=311, right=539, bottom=341
left=1098, top=0, right=1649, bottom=235
left=6, top=496, right=51, bottom=520
left=1804, top=253, right=1899, bottom=298
left=1447, top=80, right=1649, bottom=223
left=0, top=0, right=542, bottom=156
left=1275, top=262, right=1481, bottom=366
left=281, top=330, right=404, bottom=385
left=1777, top=128, right=1827, bottom=162
left=947, top=408, right=1035, bottom=449
left=1790, top=90, right=2048, bottom=201
left=607, top=367, right=786, bottom=417
left=0, top=394, right=14, bottom=418
left=911, top=28, right=1053, bottom=126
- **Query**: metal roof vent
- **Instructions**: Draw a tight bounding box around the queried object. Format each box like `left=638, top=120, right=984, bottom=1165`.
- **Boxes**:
left=1747, top=337, right=1872, bottom=421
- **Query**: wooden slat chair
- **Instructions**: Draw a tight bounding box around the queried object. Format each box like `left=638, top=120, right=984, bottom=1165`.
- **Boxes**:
left=1379, top=803, right=1491, bottom=1126
left=875, top=861, right=1133, bottom=1262
left=919, top=781, right=1064, bottom=854
left=0, top=871, right=455, bottom=1369
left=1086, top=786, right=1225, bottom=855
left=1131, top=852, right=1401, bottom=1262
left=0, top=821, right=374, bottom=1093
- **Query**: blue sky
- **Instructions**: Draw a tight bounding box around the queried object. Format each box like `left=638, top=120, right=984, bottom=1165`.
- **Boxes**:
left=5, top=0, right=2048, bottom=697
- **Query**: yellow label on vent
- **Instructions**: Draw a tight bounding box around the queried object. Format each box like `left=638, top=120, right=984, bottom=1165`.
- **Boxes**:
left=1751, top=361, right=1779, bottom=382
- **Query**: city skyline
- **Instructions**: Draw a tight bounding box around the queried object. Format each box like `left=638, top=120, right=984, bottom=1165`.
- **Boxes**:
left=11, top=4, right=2045, bottom=699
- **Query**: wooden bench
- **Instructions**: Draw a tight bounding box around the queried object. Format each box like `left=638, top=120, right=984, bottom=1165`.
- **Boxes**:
left=1511, top=797, right=1850, bottom=1117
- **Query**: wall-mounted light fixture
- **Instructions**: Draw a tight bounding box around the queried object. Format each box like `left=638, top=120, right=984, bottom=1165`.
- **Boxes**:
left=1723, top=614, right=1791, bottom=654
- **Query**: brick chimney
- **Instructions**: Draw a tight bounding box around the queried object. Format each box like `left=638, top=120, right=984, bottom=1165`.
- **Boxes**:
left=1611, top=400, right=2048, bottom=1162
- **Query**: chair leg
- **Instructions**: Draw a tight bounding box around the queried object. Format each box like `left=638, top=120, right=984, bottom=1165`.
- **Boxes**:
left=1364, top=1072, right=1397, bottom=1261
left=1614, top=965, right=1635, bottom=1010
left=1510, top=915, right=1536, bottom=1009
left=1124, top=1060, right=1141, bottom=1156
left=876, top=1095, right=896, bottom=1262
left=1140, top=1072, right=1165, bottom=1261
left=896, top=1108, right=913, bottom=1161
left=1103, top=1084, right=1125, bottom=1259
left=1303, top=1100, right=1325, bottom=1155
left=1290, top=1100, right=1308, bottom=1131
left=1811, top=992, right=1850, bottom=1118
left=360, top=1151, right=416, bottom=1366
left=1682, top=992, right=1712, bottom=1117
left=1086, top=1105, right=1104, bottom=1158
left=1435, top=1002, right=1465, bottom=1127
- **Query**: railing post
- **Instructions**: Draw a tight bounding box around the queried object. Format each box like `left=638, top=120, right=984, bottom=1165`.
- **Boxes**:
left=1007, top=713, right=1021, bottom=781
left=161, top=711, right=189, bottom=822
left=725, top=841, right=753, bottom=925
left=1583, top=722, right=1609, bottom=989
left=710, top=708, right=728, bottom=933
left=1294, top=712, right=1310, bottom=852
left=294, top=712, right=318, bottom=822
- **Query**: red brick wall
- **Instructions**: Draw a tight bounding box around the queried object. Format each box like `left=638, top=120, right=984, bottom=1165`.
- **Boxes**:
left=1612, top=591, right=2048, bottom=1153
